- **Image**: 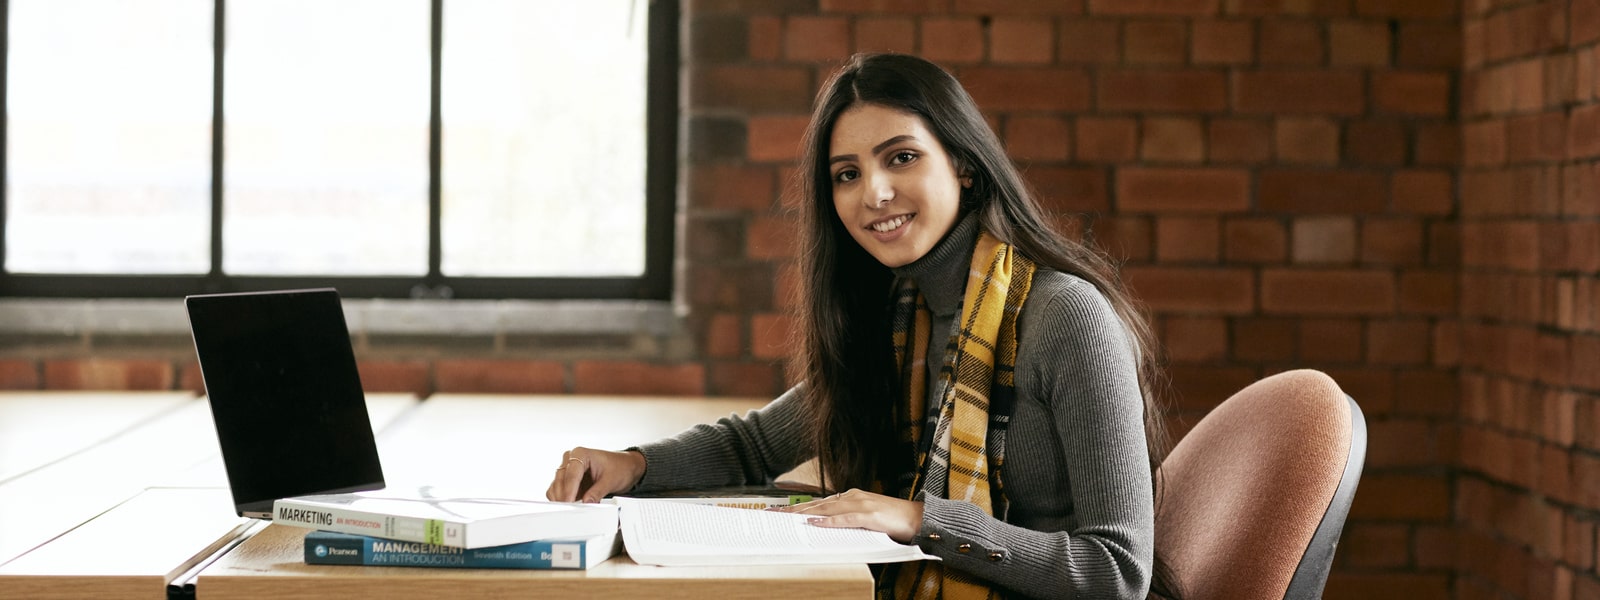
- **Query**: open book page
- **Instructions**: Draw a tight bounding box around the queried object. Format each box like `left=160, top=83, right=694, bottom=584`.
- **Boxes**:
left=610, top=485, right=816, bottom=510
left=616, top=497, right=937, bottom=567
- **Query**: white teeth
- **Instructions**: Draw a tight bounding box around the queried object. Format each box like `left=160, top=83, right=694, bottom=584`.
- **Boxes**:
left=871, top=215, right=909, bottom=233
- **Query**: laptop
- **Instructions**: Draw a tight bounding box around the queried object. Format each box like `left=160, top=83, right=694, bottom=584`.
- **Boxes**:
left=185, top=288, right=386, bottom=518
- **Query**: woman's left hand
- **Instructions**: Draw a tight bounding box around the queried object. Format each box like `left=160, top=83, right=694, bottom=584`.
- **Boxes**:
left=775, top=488, right=924, bottom=543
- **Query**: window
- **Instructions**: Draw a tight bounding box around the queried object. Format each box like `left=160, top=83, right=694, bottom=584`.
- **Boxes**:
left=6, top=0, right=213, bottom=276
left=224, top=0, right=431, bottom=277
left=1, top=0, right=677, bottom=299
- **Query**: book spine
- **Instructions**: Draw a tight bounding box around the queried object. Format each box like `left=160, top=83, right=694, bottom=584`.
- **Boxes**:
left=273, top=500, right=463, bottom=547
left=304, top=533, right=589, bottom=569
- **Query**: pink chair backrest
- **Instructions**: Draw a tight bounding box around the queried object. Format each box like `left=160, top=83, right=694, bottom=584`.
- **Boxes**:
left=1154, top=369, right=1357, bottom=600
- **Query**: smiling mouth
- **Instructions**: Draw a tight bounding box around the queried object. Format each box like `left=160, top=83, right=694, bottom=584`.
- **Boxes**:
left=868, top=214, right=915, bottom=233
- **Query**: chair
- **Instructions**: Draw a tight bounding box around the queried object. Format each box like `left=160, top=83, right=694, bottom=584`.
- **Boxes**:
left=1153, top=369, right=1367, bottom=600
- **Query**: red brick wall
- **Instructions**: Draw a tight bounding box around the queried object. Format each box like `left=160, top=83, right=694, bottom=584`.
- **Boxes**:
left=1458, top=0, right=1600, bottom=598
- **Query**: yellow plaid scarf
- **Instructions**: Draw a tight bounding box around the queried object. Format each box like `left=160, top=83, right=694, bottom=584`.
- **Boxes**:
left=877, top=230, right=1035, bottom=600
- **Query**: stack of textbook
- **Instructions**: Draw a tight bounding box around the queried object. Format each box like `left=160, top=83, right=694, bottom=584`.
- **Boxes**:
left=272, top=488, right=623, bottom=570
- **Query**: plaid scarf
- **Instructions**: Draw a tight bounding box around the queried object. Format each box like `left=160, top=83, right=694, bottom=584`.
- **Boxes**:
left=877, top=229, right=1036, bottom=600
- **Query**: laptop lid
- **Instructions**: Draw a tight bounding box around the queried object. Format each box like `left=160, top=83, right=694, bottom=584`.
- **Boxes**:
left=185, top=288, right=385, bottom=518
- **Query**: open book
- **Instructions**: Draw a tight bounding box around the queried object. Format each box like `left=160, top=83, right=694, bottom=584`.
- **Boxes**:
left=616, top=497, right=936, bottom=566
left=617, top=484, right=819, bottom=510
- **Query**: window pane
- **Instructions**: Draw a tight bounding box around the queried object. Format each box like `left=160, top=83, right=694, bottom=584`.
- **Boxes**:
left=441, top=0, right=648, bottom=277
left=6, top=0, right=213, bottom=274
left=224, top=0, right=429, bottom=276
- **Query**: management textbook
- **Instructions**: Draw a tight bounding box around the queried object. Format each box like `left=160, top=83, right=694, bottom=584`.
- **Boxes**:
left=272, top=488, right=619, bottom=549
left=304, top=530, right=622, bottom=569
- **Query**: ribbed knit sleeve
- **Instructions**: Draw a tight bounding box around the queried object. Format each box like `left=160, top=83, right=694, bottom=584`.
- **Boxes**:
left=913, top=273, right=1154, bottom=599
left=628, top=384, right=812, bottom=492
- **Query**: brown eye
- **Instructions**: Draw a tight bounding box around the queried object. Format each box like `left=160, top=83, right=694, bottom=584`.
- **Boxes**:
left=890, top=151, right=917, bottom=165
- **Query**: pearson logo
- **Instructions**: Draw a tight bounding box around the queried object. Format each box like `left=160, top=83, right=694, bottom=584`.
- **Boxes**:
left=314, top=545, right=328, bottom=558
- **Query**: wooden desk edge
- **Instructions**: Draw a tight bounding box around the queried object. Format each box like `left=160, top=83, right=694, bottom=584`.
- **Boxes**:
left=0, top=574, right=168, bottom=600
left=198, top=524, right=873, bottom=600
left=198, top=576, right=870, bottom=600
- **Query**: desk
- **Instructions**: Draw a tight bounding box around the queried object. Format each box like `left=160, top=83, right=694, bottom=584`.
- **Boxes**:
left=0, top=393, right=420, bottom=598
left=1, top=393, right=870, bottom=598
left=0, top=392, right=201, bottom=564
left=0, top=487, right=253, bottom=600
left=197, top=522, right=872, bottom=600
left=0, top=391, right=194, bottom=484
left=196, top=394, right=870, bottom=599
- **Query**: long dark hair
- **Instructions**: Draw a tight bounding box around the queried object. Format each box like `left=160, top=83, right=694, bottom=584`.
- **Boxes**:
left=792, top=53, right=1179, bottom=595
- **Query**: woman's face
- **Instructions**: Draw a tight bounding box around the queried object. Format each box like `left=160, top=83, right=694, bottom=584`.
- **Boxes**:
left=828, top=103, right=965, bottom=269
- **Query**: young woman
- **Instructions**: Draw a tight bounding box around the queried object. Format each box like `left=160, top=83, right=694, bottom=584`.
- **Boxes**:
left=548, top=53, right=1173, bottom=600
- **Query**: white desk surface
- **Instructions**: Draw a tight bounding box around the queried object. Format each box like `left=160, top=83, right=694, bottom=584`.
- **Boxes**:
left=0, top=397, right=218, bottom=565
left=0, top=393, right=418, bottom=571
left=377, top=394, right=778, bottom=493
left=0, top=391, right=195, bottom=484
left=0, top=487, right=254, bottom=600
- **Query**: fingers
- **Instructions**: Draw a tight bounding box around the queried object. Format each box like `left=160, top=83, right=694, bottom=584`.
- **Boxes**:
left=804, top=512, right=868, bottom=529
left=779, top=489, right=866, bottom=515
left=544, top=451, right=573, bottom=501
left=544, top=448, right=648, bottom=503
left=776, top=489, right=924, bottom=543
left=545, top=449, right=592, bottom=502
left=559, top=454, right=592, bottom=501
left=581, top=463, right=634, bottom=503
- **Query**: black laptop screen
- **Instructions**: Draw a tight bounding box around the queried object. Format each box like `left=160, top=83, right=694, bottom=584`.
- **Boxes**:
left=186, top=288, right=384, bottom=516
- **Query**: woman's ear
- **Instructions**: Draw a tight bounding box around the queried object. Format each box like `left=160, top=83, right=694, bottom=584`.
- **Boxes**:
left=959, top=172, right=981, bottom=210
left=952, top=156, right=975, bottom=188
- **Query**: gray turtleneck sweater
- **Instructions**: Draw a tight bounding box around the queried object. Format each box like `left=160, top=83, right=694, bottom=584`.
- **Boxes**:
left=632, top=214, right=1153, bottom=599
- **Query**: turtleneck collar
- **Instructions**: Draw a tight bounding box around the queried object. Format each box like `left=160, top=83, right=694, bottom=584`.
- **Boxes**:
left=891, top=211, right=982, bottom=318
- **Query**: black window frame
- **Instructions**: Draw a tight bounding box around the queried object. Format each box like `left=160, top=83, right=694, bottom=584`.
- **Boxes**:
left=0, top=0, right=678, bottom=300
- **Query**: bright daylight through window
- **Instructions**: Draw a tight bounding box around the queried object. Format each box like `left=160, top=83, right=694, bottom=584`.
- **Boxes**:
left=3, top=0, right=659, bottom=296
left=7, top=0, right=213, bottom=274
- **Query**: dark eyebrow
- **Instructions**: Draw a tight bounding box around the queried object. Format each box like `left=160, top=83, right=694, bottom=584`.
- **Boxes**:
left=872, top=134, right=917, bottom=156
left=828, top=134, right=920, bottom=165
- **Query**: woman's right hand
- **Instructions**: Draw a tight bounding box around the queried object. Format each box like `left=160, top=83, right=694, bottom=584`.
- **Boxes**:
left=544, top=447, right=647, bottom=503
